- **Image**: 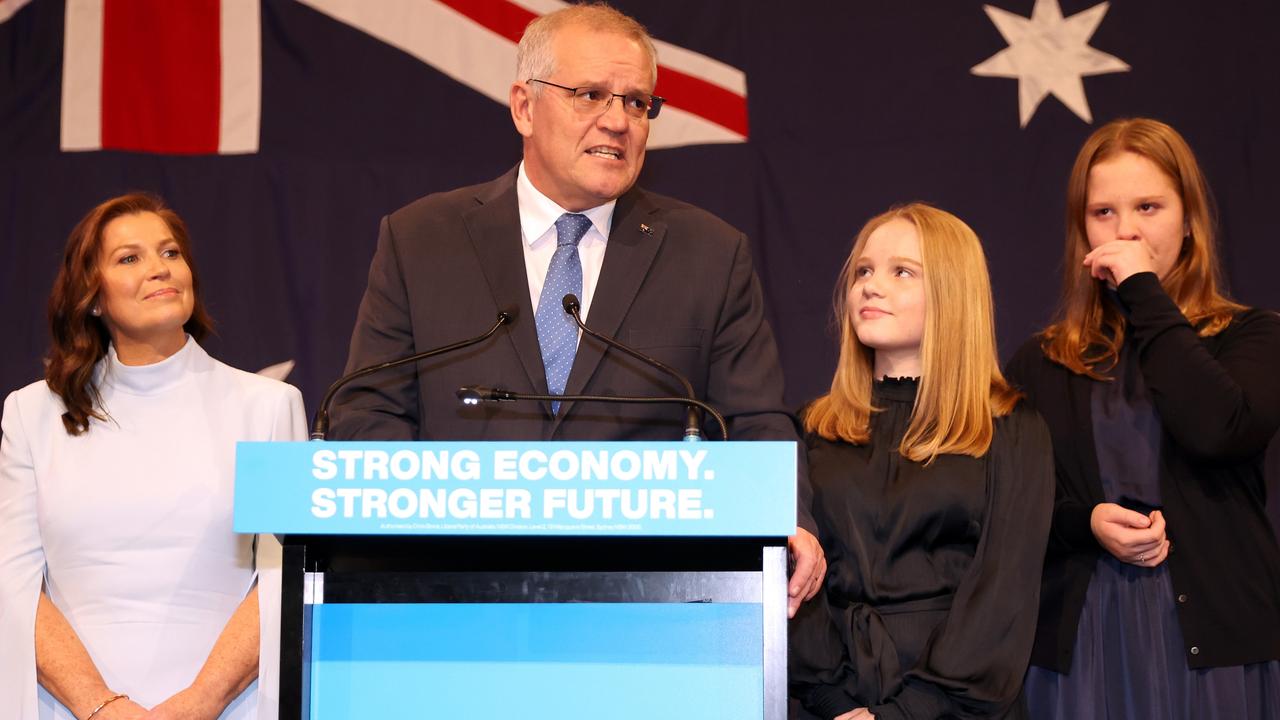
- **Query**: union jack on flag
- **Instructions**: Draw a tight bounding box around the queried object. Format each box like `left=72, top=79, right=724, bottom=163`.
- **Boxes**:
left=52, top=0, right=747, bottom=155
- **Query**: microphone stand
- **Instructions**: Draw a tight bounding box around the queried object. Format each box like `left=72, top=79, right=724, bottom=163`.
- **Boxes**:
left=561, top=294, right=706, bottom=441
left=309, top=311, right=512, bottom=440
left=456, top=386, right=729, bottom=441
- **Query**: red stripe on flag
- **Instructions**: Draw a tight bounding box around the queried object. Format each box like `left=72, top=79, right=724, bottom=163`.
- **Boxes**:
left=101, top=0, right=221, bottom=154
left=435, top=0, right=531, bottom=42
left=437, top=0, right=749, bottom=137
left=653, top=66, right=748, bottom=137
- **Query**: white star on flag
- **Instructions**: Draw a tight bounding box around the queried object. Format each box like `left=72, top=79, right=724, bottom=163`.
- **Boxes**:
left=256, top=359, right=297, bottom=382
left=971, top=0, right=1130, bottom=127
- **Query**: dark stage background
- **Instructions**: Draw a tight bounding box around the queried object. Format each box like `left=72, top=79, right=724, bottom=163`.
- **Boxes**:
left=2, top=0, right=1278, bottom=424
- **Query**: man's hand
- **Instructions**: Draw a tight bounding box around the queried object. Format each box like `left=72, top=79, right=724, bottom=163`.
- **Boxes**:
left=787, top=527, right=826, bottom=618
left=835, top=708, right=875, bottom=720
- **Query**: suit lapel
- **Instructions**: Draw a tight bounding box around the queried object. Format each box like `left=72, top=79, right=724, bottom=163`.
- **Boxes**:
left=462, top=169, right=549, bottom=403
left=555, top=188, right=665, bottom=429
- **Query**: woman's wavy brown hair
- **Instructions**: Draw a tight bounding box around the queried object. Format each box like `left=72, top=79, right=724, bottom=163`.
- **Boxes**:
left=1042, top=118, right=1243, bottom=377
left=46, top=193, right=214, bottom=435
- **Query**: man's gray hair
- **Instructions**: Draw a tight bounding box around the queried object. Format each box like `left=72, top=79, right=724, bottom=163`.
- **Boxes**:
left=516, top=3, right=658, bottom=96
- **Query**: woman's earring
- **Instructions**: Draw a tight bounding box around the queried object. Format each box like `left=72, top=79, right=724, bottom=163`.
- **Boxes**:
left=91, top=305, right=102, bottom=317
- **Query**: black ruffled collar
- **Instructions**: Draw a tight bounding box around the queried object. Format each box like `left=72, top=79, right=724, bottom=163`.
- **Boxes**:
left=873, top=376, right=919, bottom=402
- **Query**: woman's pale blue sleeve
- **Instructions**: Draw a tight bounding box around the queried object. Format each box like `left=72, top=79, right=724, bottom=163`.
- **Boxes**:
left=0, top=390, right=48, bottom=719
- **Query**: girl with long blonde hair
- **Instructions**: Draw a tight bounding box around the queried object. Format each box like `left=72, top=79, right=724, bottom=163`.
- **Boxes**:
left=790, top=203, right=1053, bottom=720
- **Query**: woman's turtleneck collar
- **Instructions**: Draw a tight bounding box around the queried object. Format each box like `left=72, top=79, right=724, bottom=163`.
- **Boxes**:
left=872, top=375, right=919, bottom=403
left=100, top=335, right=200, bottom=396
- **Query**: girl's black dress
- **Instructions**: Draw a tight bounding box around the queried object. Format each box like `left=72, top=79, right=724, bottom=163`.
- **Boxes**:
left=790, top=378, right=1053, bottom=720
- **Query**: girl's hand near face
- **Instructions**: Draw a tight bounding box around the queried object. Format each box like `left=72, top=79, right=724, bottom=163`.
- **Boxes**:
left=1082, top=239, right=1159, bottom=288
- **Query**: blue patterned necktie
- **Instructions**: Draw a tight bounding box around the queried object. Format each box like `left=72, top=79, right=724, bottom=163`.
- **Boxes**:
left=536, top=213, right=590, bottom=414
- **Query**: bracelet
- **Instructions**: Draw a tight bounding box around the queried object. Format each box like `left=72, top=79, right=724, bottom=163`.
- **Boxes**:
left=85, top=693, right=128, bottom=720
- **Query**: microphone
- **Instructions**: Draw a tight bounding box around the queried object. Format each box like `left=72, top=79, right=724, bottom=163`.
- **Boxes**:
left=456, top=385, right=517, bottom=404
left=561, top=294, right=707, bottom=441
left=455, top=386, right=729, bottom=440
left=310, top=311, right=513, bottom=440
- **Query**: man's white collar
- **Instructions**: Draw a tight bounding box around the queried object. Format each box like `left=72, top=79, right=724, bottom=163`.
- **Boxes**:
left=516, top=162, right=615, bottom=245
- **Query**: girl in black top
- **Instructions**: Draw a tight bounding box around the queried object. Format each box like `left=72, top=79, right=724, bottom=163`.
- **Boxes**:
left=791, top=203, right=1053, bottom=720
left=1010, top=117, right=1280, bottom=718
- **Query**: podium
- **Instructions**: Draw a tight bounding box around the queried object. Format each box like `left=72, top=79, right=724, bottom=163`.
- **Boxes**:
left=235, top=441, right=797, bottom=719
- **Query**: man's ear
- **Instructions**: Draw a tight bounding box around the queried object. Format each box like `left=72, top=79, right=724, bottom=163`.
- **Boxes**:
left=511, top=82, right=534, bottom=138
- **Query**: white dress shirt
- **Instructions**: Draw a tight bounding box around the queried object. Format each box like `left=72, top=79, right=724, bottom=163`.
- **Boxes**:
left=516, top=162, right=614, bottom=324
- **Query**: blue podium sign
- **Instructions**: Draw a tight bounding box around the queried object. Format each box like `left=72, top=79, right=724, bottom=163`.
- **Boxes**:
left=234, top=441, right=796, bottom=536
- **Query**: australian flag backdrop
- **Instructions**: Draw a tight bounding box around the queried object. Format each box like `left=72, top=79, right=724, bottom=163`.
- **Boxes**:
left=3, top=0, right=1280, bottom=505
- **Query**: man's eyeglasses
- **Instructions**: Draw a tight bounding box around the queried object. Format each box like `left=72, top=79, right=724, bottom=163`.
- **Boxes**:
left=527, top=79, right=665, bottom=120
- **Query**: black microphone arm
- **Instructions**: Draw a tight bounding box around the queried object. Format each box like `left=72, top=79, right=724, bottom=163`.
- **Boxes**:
left=309, top=311, right=513, bottom=440
left=455, top=385, right=729, bottom=441
left=561, top=293, right=708, bottom=440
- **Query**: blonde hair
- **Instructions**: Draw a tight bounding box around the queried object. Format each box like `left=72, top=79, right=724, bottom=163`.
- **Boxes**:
left=1043, top=117, right=1244, bottom=377
left=804, top=203, right=1020, bottom=464
left=516, top=3, right=658, bottom=94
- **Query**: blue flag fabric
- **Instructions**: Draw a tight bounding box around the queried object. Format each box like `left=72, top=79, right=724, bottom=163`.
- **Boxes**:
left=2, top=0, right=1279, bottom=419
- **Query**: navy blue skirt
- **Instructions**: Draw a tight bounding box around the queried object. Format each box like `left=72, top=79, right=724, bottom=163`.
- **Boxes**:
left=1024, top=555, right=1280, bottom=719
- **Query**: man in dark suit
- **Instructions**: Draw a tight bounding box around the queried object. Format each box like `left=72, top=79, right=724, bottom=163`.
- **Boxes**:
left=332, top=3, right=824, bottom=616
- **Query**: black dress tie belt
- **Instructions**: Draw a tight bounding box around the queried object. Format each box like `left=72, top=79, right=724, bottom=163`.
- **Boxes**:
left=838, top=594, right=955, bottom=705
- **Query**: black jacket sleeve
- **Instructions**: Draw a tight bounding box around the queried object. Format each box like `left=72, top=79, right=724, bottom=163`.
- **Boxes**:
left=329, top=214, right=422, bottom=441
left=1004, top=341, right=1101, bottom=555
left=789, top=583, right=862, bottom=719
left=706, top=233, right=816, bottom=533
left=1119, top=271, right=1280, bottom=461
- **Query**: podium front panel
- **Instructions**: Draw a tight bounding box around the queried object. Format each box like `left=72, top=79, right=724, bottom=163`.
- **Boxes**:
left=239, top=442, right=795, bottom=720
left=308, top=601, right=763, bottom=718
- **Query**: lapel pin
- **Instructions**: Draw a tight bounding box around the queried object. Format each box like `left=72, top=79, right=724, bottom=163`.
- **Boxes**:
left=639, top=223, right=653, bottom=235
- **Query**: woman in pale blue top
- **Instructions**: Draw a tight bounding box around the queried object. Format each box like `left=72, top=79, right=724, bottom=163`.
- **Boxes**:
left=0, top=193, right=305, bottom=720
